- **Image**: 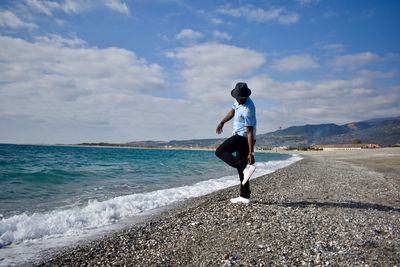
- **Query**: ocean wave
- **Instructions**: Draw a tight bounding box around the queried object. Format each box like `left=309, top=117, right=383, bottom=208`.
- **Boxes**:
left=0, top=154, right=302, bottom=249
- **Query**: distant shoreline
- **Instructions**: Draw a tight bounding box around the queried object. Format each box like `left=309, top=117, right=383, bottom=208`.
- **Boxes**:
left=55, top=144, right=217, bottom=152
left=53, top=144, right=303, bottom=154
left=56, top=144, right=394, bottom=154
left=3, top=142, right=393, bottom=154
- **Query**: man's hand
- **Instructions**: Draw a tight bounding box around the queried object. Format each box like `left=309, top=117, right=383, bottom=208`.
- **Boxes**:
left=247, top=154, right=255, bottom=164
left=216, top=122, right=224, bottom=134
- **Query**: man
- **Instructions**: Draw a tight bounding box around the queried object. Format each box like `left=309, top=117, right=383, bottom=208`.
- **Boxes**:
left=215, top=82, right=257, bottom=204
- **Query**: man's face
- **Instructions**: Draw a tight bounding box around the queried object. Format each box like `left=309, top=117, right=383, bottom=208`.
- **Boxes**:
left=236, top=97, right=247, bottom=105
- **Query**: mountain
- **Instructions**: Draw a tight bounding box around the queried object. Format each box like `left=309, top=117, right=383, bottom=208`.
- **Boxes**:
left=317, top=117, right=400, bottom=146
left=255, top=116, right=400, bottom=147
left=256, top=123, right=350, bottom=148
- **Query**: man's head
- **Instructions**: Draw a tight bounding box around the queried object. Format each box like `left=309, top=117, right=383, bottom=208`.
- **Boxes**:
left=235, top=96, right=247, bottom=105
left=231, top=82, right=251, bottom=104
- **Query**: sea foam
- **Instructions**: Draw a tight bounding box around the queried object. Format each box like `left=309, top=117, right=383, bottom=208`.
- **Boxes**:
left=0, top=154, right=302, bottom=251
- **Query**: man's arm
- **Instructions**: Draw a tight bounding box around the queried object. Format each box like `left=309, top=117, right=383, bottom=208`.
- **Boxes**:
left=246, top=126, right=255, bottom=164
left=216, top=109, right=234, bottom=134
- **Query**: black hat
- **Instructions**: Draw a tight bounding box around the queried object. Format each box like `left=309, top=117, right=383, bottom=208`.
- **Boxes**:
left=231, top=82, right=251, bottom=98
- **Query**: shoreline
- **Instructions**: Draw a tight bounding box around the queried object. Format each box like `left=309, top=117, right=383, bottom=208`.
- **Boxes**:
left=0, top=148, right=295, bottom=266
left=3, top=142, right=394, bottom=155
left=37, top=147, right=400, bottom=266
left=57, top=144, right=216, bottom=151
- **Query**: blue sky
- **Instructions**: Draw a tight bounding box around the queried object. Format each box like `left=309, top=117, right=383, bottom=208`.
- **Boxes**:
left=0, top=0, right=399, bottom=144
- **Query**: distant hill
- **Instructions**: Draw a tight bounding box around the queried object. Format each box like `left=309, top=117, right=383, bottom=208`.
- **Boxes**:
left=316, top=117, right=400, bottom=147
left=79, top=116, right=400, bottom=148
left=256, top=116, right=400, bottom=147
left=123, top=138, right=224, bottom=149
left=256, top=123, right=348, bottom=148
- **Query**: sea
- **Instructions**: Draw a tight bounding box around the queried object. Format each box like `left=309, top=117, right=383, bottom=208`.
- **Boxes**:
left=0, top=144, right=302, bottom=266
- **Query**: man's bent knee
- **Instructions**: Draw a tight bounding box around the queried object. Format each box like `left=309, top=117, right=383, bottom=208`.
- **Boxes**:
left=215, top=147, right=223, bottom=158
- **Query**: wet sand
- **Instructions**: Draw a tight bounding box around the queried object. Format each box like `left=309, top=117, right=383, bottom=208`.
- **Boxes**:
left=39, top=148, right=400, bottom=266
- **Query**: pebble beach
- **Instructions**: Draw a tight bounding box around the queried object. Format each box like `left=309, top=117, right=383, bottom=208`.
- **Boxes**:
left=38, top=148, right=400, bottom=266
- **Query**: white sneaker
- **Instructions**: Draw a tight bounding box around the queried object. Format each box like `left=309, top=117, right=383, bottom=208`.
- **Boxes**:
left=242, top=164, right=256, bottom=185
left=230, top=196, right=251, bottom=204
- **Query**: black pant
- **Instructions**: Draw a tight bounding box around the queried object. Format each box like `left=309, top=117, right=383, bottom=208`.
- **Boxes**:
left=215, top=134, right=251, bottom=198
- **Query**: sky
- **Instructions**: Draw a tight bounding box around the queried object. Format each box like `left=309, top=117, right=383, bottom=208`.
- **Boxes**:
left=0, top=0, right=399, bottom=144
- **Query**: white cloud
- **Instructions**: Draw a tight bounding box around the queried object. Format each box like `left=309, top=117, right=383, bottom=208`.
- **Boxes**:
left=212, top=30, right=232, bottom=41
left=0, top=35, right=173, bottom=143
left=1, top=35, right=267, bottom=143
left=356, top=70, right=400, bottom=80
left=34, top=34, right=87, bottom=47
left=323, top=10, right=339, bottom=18
left=1, top=34, right=398, bottom=143
left=0, top=35, right=165, bottom=90
left=216, top=4, right=299, bottom=25
left=211, top=17, right=223, bottom=25
left=278, top=13, right=300, bottom=25
left=164, top=43, right=266, bottom=139
left=104, top=0, right=130, bottom=15
left=0, top=35, right=266, bottom=143
left=25, top=0, right=80, bottom=15
left=25, top=0, right=130, bottom=16
left=271, top=54, right=319, bottom=71
left=297, top=0, right=320, bottom=5
left=175, top=29, right=204, bottom=43
left=331, top=52, right=380, bottom=69
left=0, top=10, right=37, bottom=29
left=320, top=43, right=345, bottom=52
left=248, top=74, right=400, bottom=132
left=166, top=42, right=266, bottom=102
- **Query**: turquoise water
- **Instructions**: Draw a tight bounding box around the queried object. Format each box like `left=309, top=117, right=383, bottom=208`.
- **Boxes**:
left=0, top=144, right=290, bottom=218
left=0, top=144, right=231, bottom=217
left=0, top=143, right=299, bottom=265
